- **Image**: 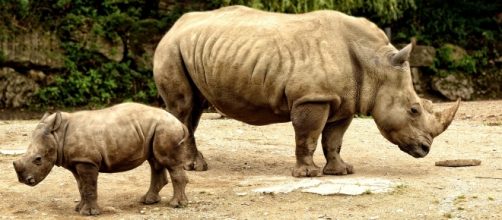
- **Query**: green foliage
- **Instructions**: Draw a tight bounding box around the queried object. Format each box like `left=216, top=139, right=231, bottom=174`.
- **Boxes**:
left=28, top=0, right=187, bottom=107
left=212, top=0, right=416, bottom=24
left=392, top=0, right=501, bottom=77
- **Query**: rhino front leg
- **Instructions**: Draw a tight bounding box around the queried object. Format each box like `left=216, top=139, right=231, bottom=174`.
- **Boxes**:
left=321, top=117, right=354, bottom=175
left=71, top=170, right=84, bottom=212
left=141, top=159, right=168, bottom=204
left=74, top=163, right=100, bottom=215
left=291, top=103, right=330, bottom=177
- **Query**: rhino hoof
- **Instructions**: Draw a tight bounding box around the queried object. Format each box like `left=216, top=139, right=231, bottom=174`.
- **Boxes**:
left=141, top=194, right=161, bottom=204
left=79, top=205, right=100, bottom=216
left=183, top=152, right=208, bottom=171
left=168, top=198, right=188, bottom=208
left=292, top=165, right=321, bottom=177
left=323, top=162, right=354, bottom=175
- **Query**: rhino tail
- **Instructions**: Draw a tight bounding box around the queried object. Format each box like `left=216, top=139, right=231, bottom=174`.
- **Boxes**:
left=177, top=124, right=190, bottom=147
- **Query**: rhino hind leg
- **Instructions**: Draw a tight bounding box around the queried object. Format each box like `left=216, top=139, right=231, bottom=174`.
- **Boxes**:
left=321, top=118, right=354, bottom=175
left=166, top=165, right=188, bottom=208
left=154, top=56, right=208, bottom=171
left=290, top=103, right=330, bottom=177
left=141, top=159, right=168, bottom=204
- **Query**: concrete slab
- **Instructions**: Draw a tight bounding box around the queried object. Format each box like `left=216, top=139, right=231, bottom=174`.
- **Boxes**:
left=252, top=177, right=397, bottom=196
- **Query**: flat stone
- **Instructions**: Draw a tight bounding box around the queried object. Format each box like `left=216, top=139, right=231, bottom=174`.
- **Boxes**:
left=252, top=177, right=396, bottom=196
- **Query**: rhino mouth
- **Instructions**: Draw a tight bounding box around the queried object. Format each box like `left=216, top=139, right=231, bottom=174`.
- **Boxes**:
left=15, top=173, right=38, bottom=186
left=398, top=143, right=430, bottom=158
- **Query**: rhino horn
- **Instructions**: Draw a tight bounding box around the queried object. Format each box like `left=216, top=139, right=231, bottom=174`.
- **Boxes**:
left=431, top=99, right=461, bottom=137
left=391, top=43, right=413, bottom=66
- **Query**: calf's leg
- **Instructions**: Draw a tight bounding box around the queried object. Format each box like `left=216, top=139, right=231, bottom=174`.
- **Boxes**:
left=71, top=170, right=84, bottom=212
left=166, top=165, right=188, bottom=208
left=290, top=103, right=330, bottom=177
left=141, top=159, right=168, bottom=204
left=74, top=163, right=100, bottom=215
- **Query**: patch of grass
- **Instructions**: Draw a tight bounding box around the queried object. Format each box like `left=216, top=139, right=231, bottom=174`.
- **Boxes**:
left=488, top=197, right=494, bottom=201
left=363, top=189, right=372, bottom=195
left=443, top=212, right=452, bottom=218
left=457, top=207, right=464, bottom=211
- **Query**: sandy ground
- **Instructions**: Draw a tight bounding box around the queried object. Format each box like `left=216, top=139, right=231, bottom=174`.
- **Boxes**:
left=0, top=100, right=501, bottom=219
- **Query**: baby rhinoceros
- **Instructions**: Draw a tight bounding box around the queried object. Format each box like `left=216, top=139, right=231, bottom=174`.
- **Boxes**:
left=13, top=103, right=189, bottom=215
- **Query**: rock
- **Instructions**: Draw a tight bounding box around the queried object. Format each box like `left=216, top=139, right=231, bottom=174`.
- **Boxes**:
left=432, top=74, right=474, bottom=100
left=409, top=45, right=436, bottom=67
left=0, top=30, right=64, bottom=68
left=411, top=68, right=431, bottom=94
left=441, top=44, right=468, bottom=62
left=0, top=68, right=39, bottom=108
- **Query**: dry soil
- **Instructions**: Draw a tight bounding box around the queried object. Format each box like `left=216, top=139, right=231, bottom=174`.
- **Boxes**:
left=0, top=100, right=501, bottom=219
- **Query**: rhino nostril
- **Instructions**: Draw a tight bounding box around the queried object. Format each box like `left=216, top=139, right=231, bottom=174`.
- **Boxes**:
left=26, top=176, right=35, bottom=185
left=421, top=144, right=430, bottom=153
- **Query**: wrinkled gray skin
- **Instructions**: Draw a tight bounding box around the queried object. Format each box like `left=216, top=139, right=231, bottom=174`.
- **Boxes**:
left=153, top=6, right=460, bottom=177
left=13, top=103, right=189, bottom=215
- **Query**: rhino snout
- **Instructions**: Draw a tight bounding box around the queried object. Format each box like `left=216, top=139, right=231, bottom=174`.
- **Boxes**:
left=13, top=160, right=37, bottom=186
left=399, top=143, right=430, bottom=158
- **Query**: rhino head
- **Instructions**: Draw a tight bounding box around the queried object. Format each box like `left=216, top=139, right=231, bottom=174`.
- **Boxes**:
left=370, top=43, right=460, bottom=158
left=13, top=112, right=63, bottom=186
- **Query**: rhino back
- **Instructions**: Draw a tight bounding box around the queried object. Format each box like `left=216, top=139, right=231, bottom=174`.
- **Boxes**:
left=161, top=6, right=389, bottom=123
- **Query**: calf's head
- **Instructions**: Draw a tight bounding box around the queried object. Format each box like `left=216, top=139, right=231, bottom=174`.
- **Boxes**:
left=13, top=112, right=62, bottom=186
left=371, top=44, right=460, bottom=158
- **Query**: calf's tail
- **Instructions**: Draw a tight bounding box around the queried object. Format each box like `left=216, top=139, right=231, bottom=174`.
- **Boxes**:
left=178, top=124, right=190, bottom=147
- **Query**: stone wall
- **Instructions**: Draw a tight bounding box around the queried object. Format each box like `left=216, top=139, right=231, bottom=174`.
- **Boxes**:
left=0, top=30, right=64, bottom=108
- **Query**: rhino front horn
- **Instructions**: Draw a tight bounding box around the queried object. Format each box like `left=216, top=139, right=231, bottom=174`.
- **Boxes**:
left=431, top=99, right=461, bottom=137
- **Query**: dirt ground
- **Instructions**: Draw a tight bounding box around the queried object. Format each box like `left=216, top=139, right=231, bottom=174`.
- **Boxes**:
left=0, top=100, right=501, bottom=219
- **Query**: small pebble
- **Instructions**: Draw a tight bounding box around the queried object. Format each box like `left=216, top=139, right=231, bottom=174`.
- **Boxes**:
left=236, top=192, right=247, bottom=196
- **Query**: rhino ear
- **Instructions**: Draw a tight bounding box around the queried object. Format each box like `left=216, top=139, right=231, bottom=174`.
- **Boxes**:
left=391, top=43, right=413, bottom=66
left=41, top=112, right=51, bottom=121
left=52, top=112, right=62, bottom=131
left=44, top=112, right=62, bottom=132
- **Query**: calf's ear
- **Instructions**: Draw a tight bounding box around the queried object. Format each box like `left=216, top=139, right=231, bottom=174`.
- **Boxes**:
left=44, top=112, right=62, bottom=132
left=41, top=112, right=51, bottom=121
left=52, top=112, right=62, bottom=131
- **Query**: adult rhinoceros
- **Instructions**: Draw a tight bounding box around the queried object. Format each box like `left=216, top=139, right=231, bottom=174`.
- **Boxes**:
left=153, top=6, right=460, bottom=177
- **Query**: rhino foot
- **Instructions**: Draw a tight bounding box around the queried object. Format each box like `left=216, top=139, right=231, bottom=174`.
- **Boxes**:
left=79, top=204, right=100, bottom=215
left=292, top=164, right=321, bottom=177
left=141, top=193, right=161, bottom=204
left=168, top=197, right=188, bottom=208
left=323, top=161, right=354, bottom=175
left=183, top=151, right=208, bottom=171
left=74, top=201, right=83, bottom=212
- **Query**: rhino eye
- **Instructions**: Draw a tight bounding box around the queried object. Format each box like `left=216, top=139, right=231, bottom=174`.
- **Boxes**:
left=410, top=106, right=421, bottom=116
left=33, top=156, right=42, bottom=166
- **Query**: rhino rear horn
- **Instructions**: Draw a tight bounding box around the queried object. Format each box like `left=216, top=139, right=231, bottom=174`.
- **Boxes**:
left=391, top=43, right=413, bottom=66
left=431, top=99, right=461, bottom=137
